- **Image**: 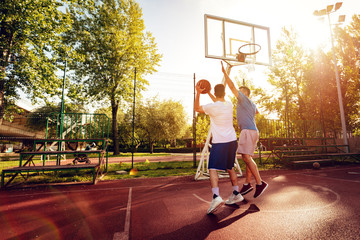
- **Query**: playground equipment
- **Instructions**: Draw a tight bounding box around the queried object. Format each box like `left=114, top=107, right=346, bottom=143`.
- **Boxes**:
left=1, top=113, right=110, bottom=188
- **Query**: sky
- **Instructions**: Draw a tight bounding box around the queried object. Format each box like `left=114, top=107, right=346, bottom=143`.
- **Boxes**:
left=135, top=0, right=360, bottom=122
left=17, top=0, right=360, bottom=122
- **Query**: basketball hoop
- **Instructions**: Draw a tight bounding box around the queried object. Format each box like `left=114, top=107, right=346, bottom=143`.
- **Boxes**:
left=236, top=43, right=261, bottom=63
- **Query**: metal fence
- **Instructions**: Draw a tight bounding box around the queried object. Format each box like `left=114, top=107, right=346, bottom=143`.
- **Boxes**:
left=46, top=113, right=110, bottom=140
left=257, top=119, right=323, bottom=139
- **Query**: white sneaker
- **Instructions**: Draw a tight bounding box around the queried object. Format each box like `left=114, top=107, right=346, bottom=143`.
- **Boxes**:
left=207, top=196, right=224, bottom=214
left=225, top=192, right=244, bottom=205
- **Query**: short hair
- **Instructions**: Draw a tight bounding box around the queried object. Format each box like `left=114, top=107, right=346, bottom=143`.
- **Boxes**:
left=239, top=86, right=251, bottom=96
left=214, top=84, right=225, bottom=98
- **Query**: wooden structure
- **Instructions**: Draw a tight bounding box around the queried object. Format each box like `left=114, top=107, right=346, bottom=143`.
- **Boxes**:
left=1, top=113, right=109, bottom=189
left=260, top=137, right=360, bottom=168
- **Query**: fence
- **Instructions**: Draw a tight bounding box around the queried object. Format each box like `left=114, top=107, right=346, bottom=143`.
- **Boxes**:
left=46, top=113, right=109, bottom=140
left=257, top=119, right=323, bottom=139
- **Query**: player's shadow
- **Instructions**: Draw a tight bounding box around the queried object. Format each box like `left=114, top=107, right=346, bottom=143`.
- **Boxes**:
left=150, top=203, right=260, bottom=240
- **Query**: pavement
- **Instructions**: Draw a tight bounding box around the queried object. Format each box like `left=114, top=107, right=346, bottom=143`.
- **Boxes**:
left=1, top=163, right=360, bottom=240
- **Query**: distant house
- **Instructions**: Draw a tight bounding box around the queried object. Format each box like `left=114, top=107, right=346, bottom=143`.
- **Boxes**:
left=0, top=106, right=44, bottom=139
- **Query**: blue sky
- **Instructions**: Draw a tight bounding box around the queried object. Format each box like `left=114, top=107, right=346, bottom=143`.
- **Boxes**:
left=137, top=0, right=359, bottom=122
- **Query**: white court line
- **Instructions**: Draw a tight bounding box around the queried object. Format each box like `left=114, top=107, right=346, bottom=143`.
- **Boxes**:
left=0, top=185, right=146, bottom=199
left=299, top=172, right=360, bottom=183
left=113, top=187, right=132, bottom=240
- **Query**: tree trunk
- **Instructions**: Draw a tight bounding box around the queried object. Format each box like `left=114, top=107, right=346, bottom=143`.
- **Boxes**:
left=150, top=142, right=154, bottom=154
left=0, top=65, right=6, bottom=120
left=0, top=80, right=4, bottom=120
left=112, top=103, right=120, bottom=155
left=148, top=136, right=153, bottom=154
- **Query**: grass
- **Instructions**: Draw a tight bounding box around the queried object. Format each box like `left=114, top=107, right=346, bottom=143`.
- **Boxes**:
left=0, top=155, right=282, bottom=188
left=103, top=161, right=198, bottom=180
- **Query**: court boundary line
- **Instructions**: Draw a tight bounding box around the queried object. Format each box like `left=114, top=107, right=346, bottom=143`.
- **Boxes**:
left=299, top=172, right=360, bottom=183
left=113, top=187, right=132, bottom=240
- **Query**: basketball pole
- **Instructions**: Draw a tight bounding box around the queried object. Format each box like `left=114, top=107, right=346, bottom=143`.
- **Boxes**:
left=193, top=73, right=197, bottom=168
left=131, top=68, right=136, bottom=169
left=195, top=61, right=243, bottom=180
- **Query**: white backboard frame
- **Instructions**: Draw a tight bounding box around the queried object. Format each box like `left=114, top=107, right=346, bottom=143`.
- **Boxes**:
left=204, top=14, right=272, bottom=66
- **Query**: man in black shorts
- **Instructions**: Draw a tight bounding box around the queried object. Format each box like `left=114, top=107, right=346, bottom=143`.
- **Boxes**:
left=195, top=82, right=244, bottom=214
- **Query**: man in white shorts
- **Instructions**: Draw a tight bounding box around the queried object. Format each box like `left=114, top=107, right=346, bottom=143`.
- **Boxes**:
left=195, top=82, right=244, bottom=214
left=221, top=62, right=268, bottom=198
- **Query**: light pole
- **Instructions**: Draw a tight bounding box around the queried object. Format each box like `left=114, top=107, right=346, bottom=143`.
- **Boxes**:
left=313, top=2, right=348, bottom=151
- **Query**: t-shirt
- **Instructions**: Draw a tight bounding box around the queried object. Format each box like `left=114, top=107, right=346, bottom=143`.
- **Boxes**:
left=203, top=101, right=237, bottom=144
left=236, top=91, right=258, bottom=131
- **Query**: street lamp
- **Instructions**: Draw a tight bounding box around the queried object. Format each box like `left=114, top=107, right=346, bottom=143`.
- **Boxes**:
left=313, top=2, right=348, bottom=151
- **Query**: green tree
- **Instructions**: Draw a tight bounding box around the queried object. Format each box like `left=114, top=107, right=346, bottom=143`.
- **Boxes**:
left=65, top=0, right=161, bottom=155
left=135, top=97, right=187, bottom=153
left=335, top=14, right=360, bottom=135
left=0, top=0, right=82, bottom=120
left=194, top=113, right=210, bottom=148
left=269, top=27, right=311, bottom=121
left=260, top=27, right=313, bottom=137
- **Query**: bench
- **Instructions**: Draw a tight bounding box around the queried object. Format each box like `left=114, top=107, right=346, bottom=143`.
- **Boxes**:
left=1, top=139, right=108, bottom=189
left=19, top=150, right=105, bottom=166
left=273, top=144, right=350, bottom=154
left=292, top=158, right=335, bottom=165
left=258, top=137, right=358, bottom=168
left=1, top=164, right=100, bottom=188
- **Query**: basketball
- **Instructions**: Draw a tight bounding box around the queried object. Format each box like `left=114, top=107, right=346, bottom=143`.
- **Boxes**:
left=196, top=79, right=211, bottom=94
left=313, top=162, right=320, bottom=169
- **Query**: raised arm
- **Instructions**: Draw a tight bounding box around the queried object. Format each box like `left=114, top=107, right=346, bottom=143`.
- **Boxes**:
left=221, top=61, right=239, bottom=98
left=194, top=84, right=205, bottom=113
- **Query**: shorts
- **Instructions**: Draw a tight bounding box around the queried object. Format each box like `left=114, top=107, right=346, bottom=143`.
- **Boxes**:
left=237, top=129, right=259, bottom=156
left=208, top=140, right=237, bottom=171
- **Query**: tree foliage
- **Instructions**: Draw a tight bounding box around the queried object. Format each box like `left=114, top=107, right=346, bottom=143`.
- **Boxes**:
left=257, top=16, right=360, bottom=137
left=0, top=0, right=84, bottom=120
left=266, top=27, right=311, bottom=123
left=134, top=97, right=187, bottom=153
left=65, top=0, right=162, bottom=154
left=335, top=14, right=360, bottom=135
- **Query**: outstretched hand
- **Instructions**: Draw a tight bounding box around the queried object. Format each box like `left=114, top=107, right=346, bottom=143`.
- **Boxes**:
left=221, top=61, right=229, bottom=76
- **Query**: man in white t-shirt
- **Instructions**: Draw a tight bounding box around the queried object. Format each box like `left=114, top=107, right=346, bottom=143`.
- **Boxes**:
left=195, top=83, right=244, bottom=214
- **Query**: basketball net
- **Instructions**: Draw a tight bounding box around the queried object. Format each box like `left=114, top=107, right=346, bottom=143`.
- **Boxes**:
left=194, top=62, right=243, bottom=180
left=247, top=56, right=256, bottom=72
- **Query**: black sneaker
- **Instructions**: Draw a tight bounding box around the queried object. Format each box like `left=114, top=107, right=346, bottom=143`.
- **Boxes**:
left=254, top=181, right=268, bottom=198
left=239, top=184, right=254, bottom=195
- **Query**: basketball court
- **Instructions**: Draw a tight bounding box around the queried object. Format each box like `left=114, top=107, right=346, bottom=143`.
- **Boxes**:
left=1, top=164, right=360, bottom=240
left=2, top=11, right=359, bottom=240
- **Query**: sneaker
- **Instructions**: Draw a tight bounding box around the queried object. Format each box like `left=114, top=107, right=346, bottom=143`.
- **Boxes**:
left=239, top=184, right=254, bottom=195
left=225, top=191, right=244, bottom=205
left=254, top=181, right=268, bottom=198
left=207, top=195, right=224, bottom=214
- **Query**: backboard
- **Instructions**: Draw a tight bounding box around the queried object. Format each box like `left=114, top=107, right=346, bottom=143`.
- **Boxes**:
left=204, top=14, right=272, bottom=66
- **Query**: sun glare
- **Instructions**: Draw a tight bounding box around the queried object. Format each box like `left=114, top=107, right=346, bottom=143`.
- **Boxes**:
left=297, top=17, right=331, bottom=50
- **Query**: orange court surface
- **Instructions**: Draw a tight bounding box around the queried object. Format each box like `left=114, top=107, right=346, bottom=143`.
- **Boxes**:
left=1, top=164, right=360, bottom=240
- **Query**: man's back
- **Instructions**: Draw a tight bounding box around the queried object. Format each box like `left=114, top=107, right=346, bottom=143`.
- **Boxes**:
left=203, top=101, right=237, bottom=144
left=236, top=91, right=258, bottom=131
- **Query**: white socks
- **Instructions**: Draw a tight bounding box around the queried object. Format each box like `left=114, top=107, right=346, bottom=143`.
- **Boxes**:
left=212, top=187, right=219, bottom=196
